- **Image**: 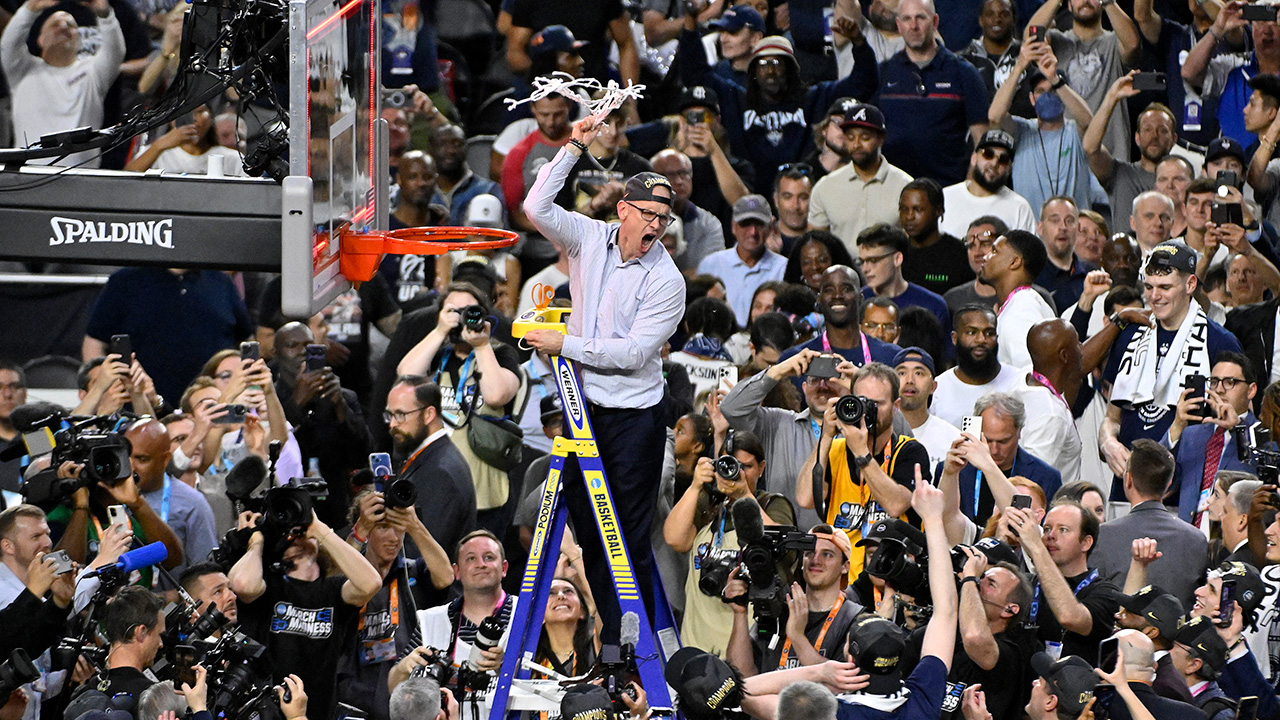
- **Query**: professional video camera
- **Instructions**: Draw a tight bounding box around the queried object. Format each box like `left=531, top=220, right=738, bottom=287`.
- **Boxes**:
left=12, top=402, right=134, bottom=508
left=220, top=446, right=329, bottom=570
left=731, top=497, right=815, bottom=638
left=0, top=650, right=38, bottom=698
left=866, top=536, right=930, bottom=601
left=201, top=629, right=284, bottom=720
left=834, top=394, right=878, bottom=438
left=576, top=612, right=641, bottom=714
left=1233, top=424, right=1280, bottom=484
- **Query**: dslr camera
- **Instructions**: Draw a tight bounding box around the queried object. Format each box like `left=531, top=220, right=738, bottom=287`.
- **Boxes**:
left=460, top=305, right=489, bottom=332
left=835, top=395, right=878, bottom=437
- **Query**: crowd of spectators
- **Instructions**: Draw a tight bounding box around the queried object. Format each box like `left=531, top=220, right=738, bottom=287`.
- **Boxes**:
left=15, top=0, right=1280, bottom=718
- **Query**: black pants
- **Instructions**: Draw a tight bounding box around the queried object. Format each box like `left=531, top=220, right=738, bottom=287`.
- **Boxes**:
left=560, top=401, right=666, bottom=644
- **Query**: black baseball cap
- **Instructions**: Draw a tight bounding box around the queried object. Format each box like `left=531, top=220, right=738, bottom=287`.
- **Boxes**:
left=678, top=85, right=720, bottom=114
left=1206, top=136, right=1246, bottom=164
left=539, top=395, right=563, bottom=425
left=1118, top=585, right=1185, bottom=638
left=827, top=96, right=860, bottom=118
left=1031, top=653, right=1099, bottom=716
left=1144, top=240, right=1197, bottom=275
left=664, top=647, right=742, bottom=718
left=1173, top=615, right=1230, bottom=674
left=855, top=518, right=926, bottom=554
left=623, top=172, right=673, bottom=206
left=1212, top=561, right=1269, bottom=616
left=977, top=129, right=1015, bottom=153
left=971, top=537, right=1019, bottom=567
left=560, top=684, right=615, bottom=720
left=847, top=615, right=907, bottom=695
left=529, top=25, right=587, bottom=59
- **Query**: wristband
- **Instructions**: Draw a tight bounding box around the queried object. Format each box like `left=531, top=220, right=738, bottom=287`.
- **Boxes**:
left=1109, top=312, right=1128, bottom=330
left=351, top=526, right=366, bottom=544
left=567, top=139, right=587, bottom=155
left=960, top=576, right=981, bottom=588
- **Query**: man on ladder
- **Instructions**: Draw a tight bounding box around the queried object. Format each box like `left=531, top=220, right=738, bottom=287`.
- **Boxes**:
left=521, top=109, right=686, bottom=644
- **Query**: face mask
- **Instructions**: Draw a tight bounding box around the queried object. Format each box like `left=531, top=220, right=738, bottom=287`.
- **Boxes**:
left=1035, top=91, right=1065, bottom=122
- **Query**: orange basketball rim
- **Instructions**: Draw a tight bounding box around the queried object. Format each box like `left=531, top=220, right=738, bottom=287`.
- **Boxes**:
left=338, top=225, right=519, bottom=283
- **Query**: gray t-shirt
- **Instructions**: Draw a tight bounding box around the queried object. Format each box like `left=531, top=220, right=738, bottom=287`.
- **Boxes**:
left=1050, top=29, right=1130, bottom=162
left=1104, top=160, right=1154, bottom=231
left=1010, top=116, right=1094, bottom=216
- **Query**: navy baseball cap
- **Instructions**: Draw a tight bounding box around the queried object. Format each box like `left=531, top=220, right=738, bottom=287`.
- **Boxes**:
left=709, top=4, right=765, bottom=33
left=1144, top=240, right=1198, bottom=275
left=892, top=346, right=935, bottom=376
left=839, top=103, right=886, bottom=133
left=1206, top=136, right=1246, bottom=164
left=529, top=25, right=587, bottom=58
left=679, top=85, right=720, bottom=114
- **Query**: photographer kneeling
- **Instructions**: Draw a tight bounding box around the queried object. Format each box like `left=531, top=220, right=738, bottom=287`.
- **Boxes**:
left=663, top=429, right=795, bottom=656
left=724, top=525, right=859, bottom=675
left=228, top=509, right=381, bottom=720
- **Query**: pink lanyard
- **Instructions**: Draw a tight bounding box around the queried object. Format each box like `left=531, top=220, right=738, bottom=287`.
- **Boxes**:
left=997, top=286, right=1032, bottom=316
left=1030, top=371, right=1070, bottom=411
left=821, top=330, right=872, bottom=364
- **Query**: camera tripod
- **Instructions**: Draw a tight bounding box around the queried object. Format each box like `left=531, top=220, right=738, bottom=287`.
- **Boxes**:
left=490, top=304, right=680, bottom=719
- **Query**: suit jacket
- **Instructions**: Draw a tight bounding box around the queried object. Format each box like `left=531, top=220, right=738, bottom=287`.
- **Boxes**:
left=1105, top=682, right=1208, bottom=720
left=1218, top=648, right=1280, bottom=720
left=1155, top=652, right=1195, bottom=704
left=1092, top=501, right=1209, bottom=606
left=1166, top=413, right=1259, bottom=524
left=401, top=434, right=477, bottom=561
left=1225, top=297, right=1277, bottom=413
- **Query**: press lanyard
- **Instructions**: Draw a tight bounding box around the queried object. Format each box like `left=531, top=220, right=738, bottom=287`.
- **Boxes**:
left=777, top=593, right=846, bottom=668
left=402, top=440, right=430, bottom=474
left=358, top=577, right=399, bottom=633
left=1030, top=569, right=1097, bottom=624
left=997, top=286, right=1032, bottom=316
left=159, top=476, right=171, bottom=524
left=435, top=350, right=476, bottom=416
left=973, top=455, right=1015, bottom=518
left=821, top=330, right=872, bottom=365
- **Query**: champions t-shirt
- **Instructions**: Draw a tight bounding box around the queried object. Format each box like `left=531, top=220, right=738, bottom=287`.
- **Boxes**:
left=824, top=435, right=931, bottom=579
left=237, top=574, right=360, bottom=720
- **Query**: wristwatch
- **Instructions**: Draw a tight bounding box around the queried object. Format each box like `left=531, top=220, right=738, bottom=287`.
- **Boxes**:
left=1051, top=73, right=1068, bottom=90
left=853, top=453, right=874, bottom=470
left=960, top=576, right=981, bottom=588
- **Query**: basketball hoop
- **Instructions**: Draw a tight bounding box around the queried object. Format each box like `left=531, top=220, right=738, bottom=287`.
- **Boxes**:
left=338, top=225, right=519, bottom=283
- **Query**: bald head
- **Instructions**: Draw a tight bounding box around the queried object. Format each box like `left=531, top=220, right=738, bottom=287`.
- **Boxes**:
left=1115, top=629, right=1156, bottom=679
left=1027, top=319, right=1076, bottom=368
left=276, top=321, right=314, bottom=376
left=126, top=419, right=171, bottom=491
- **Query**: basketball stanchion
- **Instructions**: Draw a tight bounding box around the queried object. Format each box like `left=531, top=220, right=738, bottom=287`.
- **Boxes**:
left=488, top=285, right=682, bottom=719
left=336, top=225, right=520, bottom=282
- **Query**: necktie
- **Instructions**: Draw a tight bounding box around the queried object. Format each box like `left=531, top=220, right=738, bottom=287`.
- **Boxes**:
left=1195, top=428, right=1226, bottom=529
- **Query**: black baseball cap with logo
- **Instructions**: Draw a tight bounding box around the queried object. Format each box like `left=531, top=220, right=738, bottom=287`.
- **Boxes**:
left=1144, top=240, right=1197, bottom=275
left=839, top=103, right=886, bottom=134
left=1117, top=585, right=1185, bottom=638
left=854, top=518, right=926, bottom=554
left=847, top=615, right=908, bottom=694
left=560, top=684, right=615, bottom=720
left=664, top=647, right=742, bottom=718
left=623, top=172, right=673, bottom=206
left=1031, top=653, right=1098, bottom=716
left=1173, top=615, right=1230, bottom=674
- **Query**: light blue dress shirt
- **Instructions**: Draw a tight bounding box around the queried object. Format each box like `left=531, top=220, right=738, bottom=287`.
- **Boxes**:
left=523, top=147, right=685, bottom=409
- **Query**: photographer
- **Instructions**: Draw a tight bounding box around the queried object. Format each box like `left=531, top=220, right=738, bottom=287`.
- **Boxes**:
left=48, top=441, right=185, bottom=584
left=389, top=677, right=457, bottom=720
left=414, top=530, right=515, bottom=720
left=337, top=488, right=453, bottom=720
left=228, top=510, right=381, bottom=720
left=272, top=322, right=372, bottom=527
left=98, top=585, right=167, bottom=704
left=663, top=429, right=795, bottom=656
left=795, top=362, right=931, bottom=579
left=395, top=283, right=524, bottom=535
left=933, top=545, right=1035, bottom=720
left=179, top=562, right=238, bottom=631
left=1006, top=500, right=1119, bottom=665
left=724, top=525, right=859, bottom=676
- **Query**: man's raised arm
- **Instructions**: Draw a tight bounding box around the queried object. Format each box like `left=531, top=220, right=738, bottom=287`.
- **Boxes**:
left=522, top=115, right=610, bottom=255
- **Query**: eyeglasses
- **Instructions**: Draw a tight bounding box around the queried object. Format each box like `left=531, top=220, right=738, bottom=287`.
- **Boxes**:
left=383, top=407, right=425, bottom=424
left=756, top=57, right=785, bottom=68
left=856, top=252, right=895, bottom=267
left=1208, top=376, right=1246, bottom=390
left=979, top=147, right=1012, bottom=165
left=623, top=201, right=673, bottom=227
left=964, top=230, right=996, bottom=250
left=861, top=321, right=899, bottom=333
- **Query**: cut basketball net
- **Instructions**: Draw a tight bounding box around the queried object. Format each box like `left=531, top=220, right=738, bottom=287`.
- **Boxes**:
left=504, top=72, right=646, bottom=124
left=338, top=226, right=518, bottom=284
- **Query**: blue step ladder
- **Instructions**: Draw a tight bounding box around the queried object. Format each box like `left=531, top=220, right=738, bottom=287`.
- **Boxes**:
left=489, top=303, right=681, bottom=719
